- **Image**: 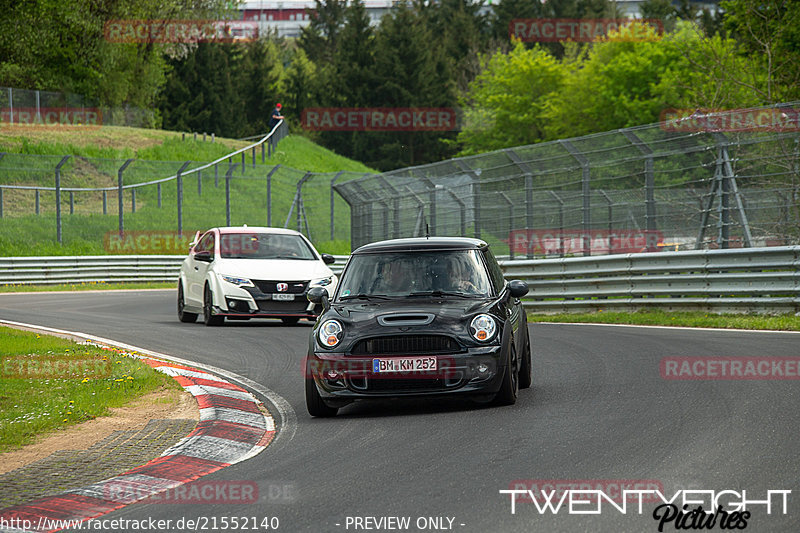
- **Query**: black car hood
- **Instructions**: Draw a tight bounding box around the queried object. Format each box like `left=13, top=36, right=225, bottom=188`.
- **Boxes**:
left=330, top=298, right=494, bottom=322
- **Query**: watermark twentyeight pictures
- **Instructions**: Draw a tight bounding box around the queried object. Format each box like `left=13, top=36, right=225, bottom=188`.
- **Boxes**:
left=509, top=18, right=664, bottom=42
left=0, top=108, right=102, bottom=130
left=661, top=357, right=800, bottom=380
left=301, top=108, right=459, bottom=132
left=661, top=107, right=800, bottom=132
left=104, top=20, right=259, bottom=43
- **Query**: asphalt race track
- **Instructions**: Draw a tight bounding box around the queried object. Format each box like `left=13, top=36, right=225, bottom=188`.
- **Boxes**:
left=1, top=290, right=799, bottom=533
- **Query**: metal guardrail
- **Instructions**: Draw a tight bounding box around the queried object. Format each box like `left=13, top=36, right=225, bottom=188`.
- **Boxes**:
left=501, top=246, right=800, bottom=314
left=0, top=255, right=350, bottom=286
left=2, top=248, right=798, bottom=314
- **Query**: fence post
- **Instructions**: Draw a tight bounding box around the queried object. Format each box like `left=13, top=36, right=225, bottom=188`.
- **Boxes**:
left=157, top=183, right=162, bottom=207
left=117, top=158, right=134, bottom=236
left=455, top=160, right=481, bottom=239
left=560, top=140, right=591, bottom=256
left=176, top=161, right=191, bottom=233
left=103, top=191, right=107, bottom=214
left=549, top=191, right=565, bottom=257
left=215, top=163, right=219, bottom=187
left=377, top=175, right=401, bottom=238
left=261, top=142, right=266, bottom=163
left=197, top=170, right=202, bottom=197
left=623, top=130, right=657, bottom=250
left=69, top=191, right=74, bottom=214
left=131, top=189, right=136, bottom=213
left=0, top=188, right=3, bottom=218
left=599, top=190, right=613, bottom=253
left=226, top=163, right=239, bottom=226
left=500, top=192, right=514, bottom=259
left=7, top=88, right=12, bottom=125
left=241, top=151, right=245, bottom=175
left=266, top=164, right=281, bottom=226
left=505, top=149, right=535, bottom=257
left=252, top=146, right=256, bottom=168
left=54, top=156, right=70, bottom=244
left=330, top=171, right=345, bottom=240
left=35, top=190, right=40, bottom=215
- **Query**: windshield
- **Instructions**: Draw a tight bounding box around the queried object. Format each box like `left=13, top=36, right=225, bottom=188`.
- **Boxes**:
left=336, top=250, right=492, bottom=299
left=219, top=233, right=317, bottom=260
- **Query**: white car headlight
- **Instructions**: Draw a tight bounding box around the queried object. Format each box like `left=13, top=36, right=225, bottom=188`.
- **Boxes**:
left=221, top=275, right=254, bottom=287
left=311, top=276, right=333, bottom=287
left=318, top=319, right=343, bottom=348
left=470, top=314, right=496, bottom=342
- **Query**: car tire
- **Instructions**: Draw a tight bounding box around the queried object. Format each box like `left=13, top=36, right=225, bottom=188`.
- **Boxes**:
left=519, top=325, right=532, bottom=390
left=203, top=284, right=224, bottom=326
left=281, top=317, right=300, bottom=325
left=177, top=282, right=197, bottom=323
left=305, top=377, right=338, bottom=417
left=494, top=341, right=518, bottom=406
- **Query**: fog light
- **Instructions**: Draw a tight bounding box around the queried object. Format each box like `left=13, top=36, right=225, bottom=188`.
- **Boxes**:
left=229, top=300, right=236, bottom=308
left=326, top=369, right=341, bottom=380
left=477, top=363, right=489, bottom=375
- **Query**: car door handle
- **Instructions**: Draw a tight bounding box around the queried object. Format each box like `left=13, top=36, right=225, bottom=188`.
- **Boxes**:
left=194, top=267, right=199, bottom=271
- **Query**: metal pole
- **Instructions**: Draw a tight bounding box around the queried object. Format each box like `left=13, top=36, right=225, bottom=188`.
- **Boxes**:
left=0, top=188, right=4, bottom=218
left=69, top=191, right=74, bottom=214
left=505, top=149, right=535, bottom=258
left=215, top=163, right=219, bottom=187
left=330, top=171, right=345, bottom=240
left=157, top=183, right=162, bottom=207
left=226, top=163, right=239, bottom=226
left=176, top=161, right=191, bottom=233
left=599, top=190, right=613, bottom=254
left=549, top=191, right=565, bottom=257
left=118, top=158, right=134, bottom=236
left=55, top=156, right=70, bottom=243
left=455, top=160, right=481, bottom=238
left=261, top=142, right=266, bottom=163
left=500, top=192, right=514, bottom=259
left=560, top=140, right=591, bottom=256
left=241, top=151, right=245, bottom=175
left=377, top=175, right=401, bottom=238
left=35, top=190, right=40, bottom=215
left=7, top=88, right=12, bottom=125
left=266, top=165, right=281, bottom=226
left=131, top=189, right=136, bottom=213
left=103, top=191, right=107, bottom=214
left=252, top=147, right=256, bottom=168
left=197, top=170, right=202, bottom=197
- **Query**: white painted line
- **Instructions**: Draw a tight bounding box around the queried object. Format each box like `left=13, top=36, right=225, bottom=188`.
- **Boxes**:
left=532, top=321, right=800, bottom=334
left=184, top=384, right=255, bottom=401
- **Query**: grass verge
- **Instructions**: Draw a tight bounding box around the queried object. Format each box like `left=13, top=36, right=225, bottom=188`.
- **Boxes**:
left=0, top=326, right=180, bottom=452
left=0, top=282, right=175, bottom=293
left=528, top=309, right=800, bottom=331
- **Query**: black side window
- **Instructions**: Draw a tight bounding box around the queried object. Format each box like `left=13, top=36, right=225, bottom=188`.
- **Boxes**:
left=197, top=233, right=215, bottom=256
left=482, top=249, right=505, bottom=293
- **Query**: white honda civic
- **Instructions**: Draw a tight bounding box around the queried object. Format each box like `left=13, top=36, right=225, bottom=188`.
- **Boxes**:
left=177, top=226, right=338, bottom=326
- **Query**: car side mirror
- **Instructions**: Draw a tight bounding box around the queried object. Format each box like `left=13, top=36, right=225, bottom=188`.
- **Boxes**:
left=307, top=286, right=330, bottom=310
left=321, top=253, right=336, bottom=265
left=195, top=250, right=212, bottom=263
left=507, top=280, right=529, bottom=299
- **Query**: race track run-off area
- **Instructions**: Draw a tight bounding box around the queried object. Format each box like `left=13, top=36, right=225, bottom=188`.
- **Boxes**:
left=0, top=290, right=798, bottom=533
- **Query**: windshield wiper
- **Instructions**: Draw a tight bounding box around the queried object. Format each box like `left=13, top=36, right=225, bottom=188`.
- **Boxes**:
left=408, top=290, right=474, bottom=298
left=339, top=293, right=392, bottom=301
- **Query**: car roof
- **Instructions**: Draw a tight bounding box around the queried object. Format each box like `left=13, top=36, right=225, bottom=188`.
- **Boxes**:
left=214, top=226, right=304, bottom=236
left=353, top=237, right=488, bottom=254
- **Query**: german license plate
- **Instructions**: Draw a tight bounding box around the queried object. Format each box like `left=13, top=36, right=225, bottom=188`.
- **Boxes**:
left=272, top=293, right=295, bottom=301
left=372, top=357, right=437, bottom=373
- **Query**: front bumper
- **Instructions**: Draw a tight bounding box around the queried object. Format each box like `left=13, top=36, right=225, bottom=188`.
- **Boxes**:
left=307, top=346, right=505, bottom=399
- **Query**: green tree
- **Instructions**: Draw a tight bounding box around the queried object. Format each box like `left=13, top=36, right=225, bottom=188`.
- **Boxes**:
left=457, top=41, right=567, bottom=154
left=285, top=48, right=318, bottom=125
left=298, top=0, right=348, bottom=64
left=722, top=0, right=800, bottom=102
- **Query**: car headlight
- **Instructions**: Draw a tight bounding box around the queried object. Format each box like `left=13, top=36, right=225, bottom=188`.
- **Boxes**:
left=470, top=314, right=496, bottom=342
left=311, top=276, right=333, bottom=287
left=221, top=275, right=254, bottom=287
left=318, top=319, right=343, bottom=348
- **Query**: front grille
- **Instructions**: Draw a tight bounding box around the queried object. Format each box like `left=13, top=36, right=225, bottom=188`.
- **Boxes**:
left=365, top=378, right=447, bottom=392
left=351, top=335, right=460, bottom=355
left=256, top=300, right=309, bottom=313
left=252, top=280, right=308, bottom=294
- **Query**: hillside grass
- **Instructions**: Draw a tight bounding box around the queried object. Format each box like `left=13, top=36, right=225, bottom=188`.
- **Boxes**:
left=0, top=126, right=374, bottom=257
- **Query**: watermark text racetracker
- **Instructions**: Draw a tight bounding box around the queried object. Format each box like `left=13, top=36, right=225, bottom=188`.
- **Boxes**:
left=510, top=18, right=664, bottom=42
left=301, top=108, right=459, bottom=132
left=661, top=357, right=800, bottom=380
left=0, top=108, right=102, bottom=130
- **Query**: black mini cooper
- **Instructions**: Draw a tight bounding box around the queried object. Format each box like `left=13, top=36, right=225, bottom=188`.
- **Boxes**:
left=305, top=237, right=531, bottom=417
